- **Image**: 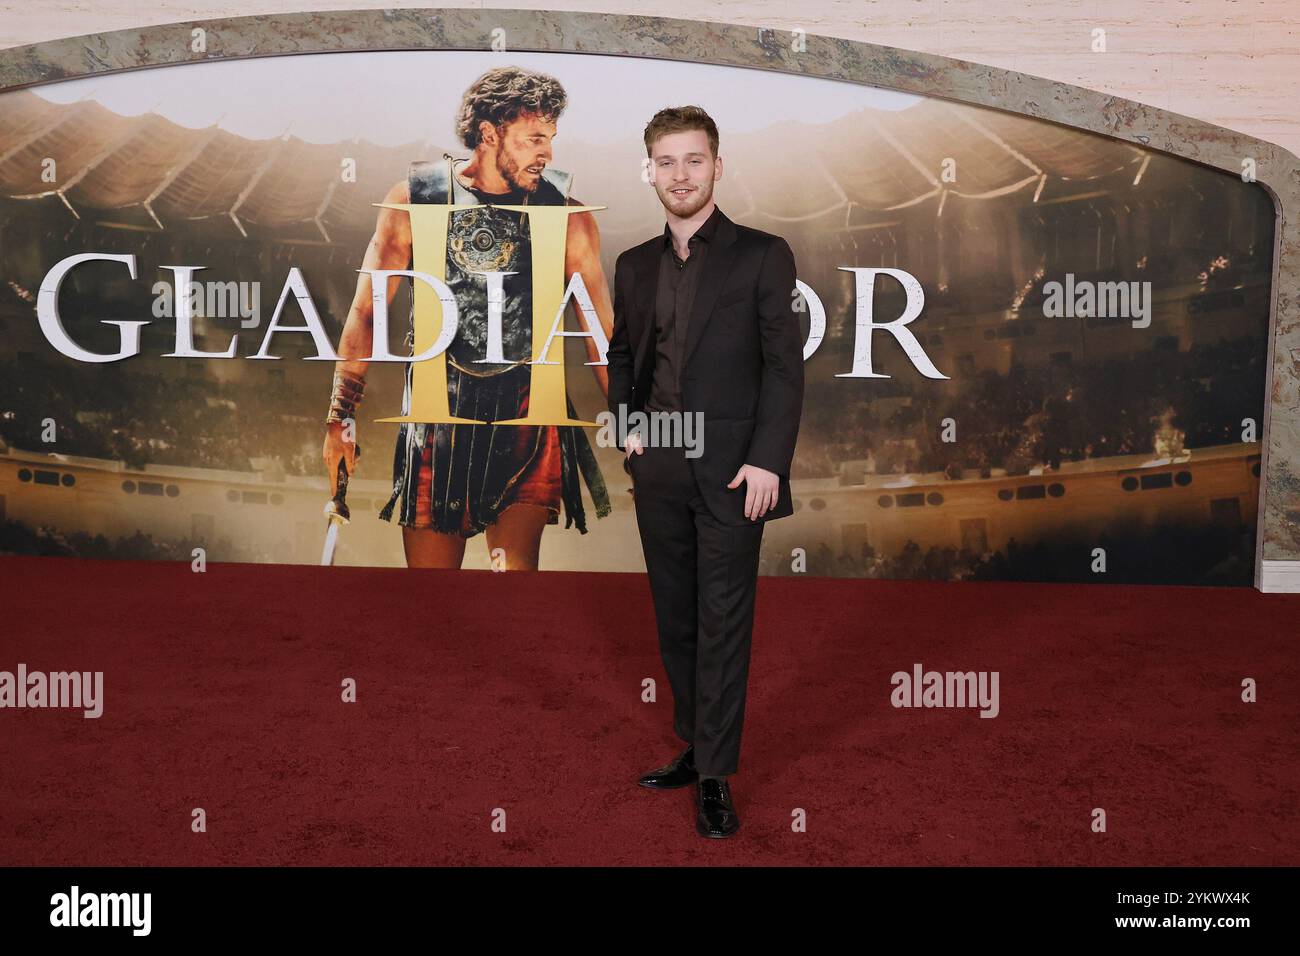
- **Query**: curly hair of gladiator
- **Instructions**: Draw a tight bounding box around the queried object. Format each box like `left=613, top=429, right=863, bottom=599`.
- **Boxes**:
left=455, top=65, right=569, bottom=149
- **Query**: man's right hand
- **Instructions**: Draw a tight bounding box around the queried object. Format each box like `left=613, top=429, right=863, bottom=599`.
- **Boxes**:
left=622, top=431, right=644, bottom=475
left=323, top=422, right=358, bottom=497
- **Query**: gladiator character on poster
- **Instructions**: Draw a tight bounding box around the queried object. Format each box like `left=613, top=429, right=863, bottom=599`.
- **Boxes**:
left=322, top=66, right=614, bottom=570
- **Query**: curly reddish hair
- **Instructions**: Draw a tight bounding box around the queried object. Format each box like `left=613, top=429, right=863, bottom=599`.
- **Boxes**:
left=643, top=105, right=719, bottom=159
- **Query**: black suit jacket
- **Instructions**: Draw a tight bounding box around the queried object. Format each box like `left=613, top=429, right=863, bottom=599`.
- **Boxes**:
left=606, top=208, right=804, bottom=525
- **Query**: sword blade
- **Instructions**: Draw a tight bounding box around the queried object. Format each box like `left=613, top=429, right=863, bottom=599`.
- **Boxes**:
left=320, top=445, right=358, bottom=567
left=320, top=519, right=340, bottom=566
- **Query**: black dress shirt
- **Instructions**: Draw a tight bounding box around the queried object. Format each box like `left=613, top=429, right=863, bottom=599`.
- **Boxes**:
left=645, top=204, right=723, bottom=414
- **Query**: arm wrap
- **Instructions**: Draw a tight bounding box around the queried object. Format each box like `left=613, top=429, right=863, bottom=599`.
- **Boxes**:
left=325, top=371, right=366, bottom=425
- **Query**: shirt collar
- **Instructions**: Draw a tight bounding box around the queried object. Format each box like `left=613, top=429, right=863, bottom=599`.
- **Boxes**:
left=663, top=203, right=723, bottom=249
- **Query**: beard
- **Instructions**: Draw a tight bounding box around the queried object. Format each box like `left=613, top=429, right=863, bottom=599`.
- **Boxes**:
left=659, top=180, right=712, bottom=216
left=497, top=152, right=541, bottom=194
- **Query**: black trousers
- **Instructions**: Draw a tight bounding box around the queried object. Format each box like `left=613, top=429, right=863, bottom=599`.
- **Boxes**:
left=630, top=444, right=764, bottom=776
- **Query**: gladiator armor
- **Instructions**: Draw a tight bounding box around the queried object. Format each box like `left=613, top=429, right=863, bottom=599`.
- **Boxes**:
left=378, top=155, right=611, bottom=536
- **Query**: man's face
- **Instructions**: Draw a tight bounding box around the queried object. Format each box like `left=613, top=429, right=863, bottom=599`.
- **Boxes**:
left=649, top=129, right=719, bottom=217
left=488, top=112, right=557, bottom=193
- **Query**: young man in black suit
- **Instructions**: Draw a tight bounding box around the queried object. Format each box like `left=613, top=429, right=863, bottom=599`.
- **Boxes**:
left=606, top=106, right=804, bottom=838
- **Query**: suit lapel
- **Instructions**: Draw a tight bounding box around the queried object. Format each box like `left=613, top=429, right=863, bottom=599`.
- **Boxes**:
left=681, top=212, right=738, bottom=370
left=631, top=209, right=739, bottom=382
left=632, top=243, right=659, bottom=381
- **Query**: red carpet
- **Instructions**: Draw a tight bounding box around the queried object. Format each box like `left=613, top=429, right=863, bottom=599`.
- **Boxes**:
left=0, top=554, right=1295, bottom=866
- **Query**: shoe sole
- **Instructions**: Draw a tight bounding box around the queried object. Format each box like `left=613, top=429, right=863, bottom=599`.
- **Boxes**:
left=695, top=818, right=740, bottom=838
left=637, top=777, right=698, bottom=790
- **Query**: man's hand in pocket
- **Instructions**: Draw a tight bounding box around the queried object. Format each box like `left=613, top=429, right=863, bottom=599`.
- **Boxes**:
left=623, top=431, right=644, bottom=475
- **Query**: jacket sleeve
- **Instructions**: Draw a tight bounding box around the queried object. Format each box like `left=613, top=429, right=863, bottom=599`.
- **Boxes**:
left=743, top=236, right=804, bottom=478
left=605, top=250, right=633, bottom=452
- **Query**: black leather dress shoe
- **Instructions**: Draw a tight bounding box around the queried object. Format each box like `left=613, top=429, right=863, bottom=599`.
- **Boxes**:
left=695, top=777, right=740, bottom=838
left=637, top=745, right=698, bottom=789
